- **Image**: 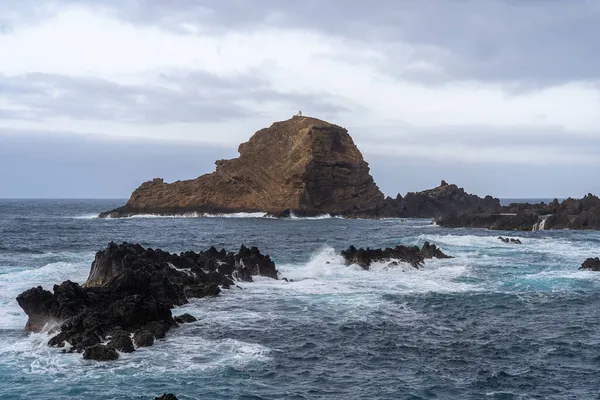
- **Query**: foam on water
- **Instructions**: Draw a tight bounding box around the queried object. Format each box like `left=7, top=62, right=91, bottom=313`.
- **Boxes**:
left=0, top=260, right=90, bottom=330
left=238, top=246, right=477, bottom=297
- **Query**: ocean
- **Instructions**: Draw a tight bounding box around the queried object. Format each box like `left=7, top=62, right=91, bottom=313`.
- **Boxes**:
left=0, top=199, right=599, bottom=399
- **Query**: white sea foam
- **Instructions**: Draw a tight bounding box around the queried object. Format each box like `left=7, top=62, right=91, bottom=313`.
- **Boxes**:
left=69, top=214, right=99, bottom=220
left=0, top=260, right=91, bottom=330
left=234, top=246, right=477, bottom=297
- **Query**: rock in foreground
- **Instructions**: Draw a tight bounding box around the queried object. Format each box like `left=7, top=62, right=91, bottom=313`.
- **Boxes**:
left=100, top=116, right=384, bottom=218
left=341, top=241, right=452, bottom=270
left=579, top=257, right=600, bottom=271
left=16, top=242, right=278, bottom=360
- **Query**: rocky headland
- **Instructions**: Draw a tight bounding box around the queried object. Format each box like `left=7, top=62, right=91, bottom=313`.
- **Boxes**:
left=100, top=116, right=384, bottom=218
left=99, top=116, right=497, bottom=220
left=97, top=114, right=599, bottom=229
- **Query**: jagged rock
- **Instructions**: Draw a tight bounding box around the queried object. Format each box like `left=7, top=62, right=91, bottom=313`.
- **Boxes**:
left=107, top=334, right=135, bottom=353
left=420, top=241, right=453, bottom=259
left=380, top=182, right=501, bottom=218
left=580, top=257, right=600, bottom=271
left=174, top=313, right=197, bottom=324
left=99, top=116, right=384, bottom=218
left=83, top=344, right=119, bottom=361
left=133, top=329, right=155, bottom=347
left=16, top=242, right=279, bottom=361
left=155, top=394, right=178, bottom=400
left=341, top=242, right=452, bottom=270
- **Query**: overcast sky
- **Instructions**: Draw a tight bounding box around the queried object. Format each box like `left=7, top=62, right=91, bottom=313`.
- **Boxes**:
left=1, top=0, right=600, bottom=198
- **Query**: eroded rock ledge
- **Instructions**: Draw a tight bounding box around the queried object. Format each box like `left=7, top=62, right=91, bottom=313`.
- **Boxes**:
left=16, top=242, right=277, bottom=360
left=438, top=194, right=600, bottom=231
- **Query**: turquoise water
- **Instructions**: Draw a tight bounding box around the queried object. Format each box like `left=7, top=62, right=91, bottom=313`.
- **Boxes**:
left=0, top=200, right=599, bottom=399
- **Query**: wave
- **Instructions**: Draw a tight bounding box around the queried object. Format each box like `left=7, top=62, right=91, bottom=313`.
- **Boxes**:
left=0, top=260, right=91, bottom=330
left=236, top=246, right=476, bottom=296
left=102, top=212, right=341, bottom=220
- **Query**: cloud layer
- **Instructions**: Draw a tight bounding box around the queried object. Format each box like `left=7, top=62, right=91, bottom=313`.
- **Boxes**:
left=1, top=0, right=599, bottom=197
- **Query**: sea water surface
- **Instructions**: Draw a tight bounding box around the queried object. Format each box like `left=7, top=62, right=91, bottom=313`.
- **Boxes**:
left=0, top=199, right=599, bottom=399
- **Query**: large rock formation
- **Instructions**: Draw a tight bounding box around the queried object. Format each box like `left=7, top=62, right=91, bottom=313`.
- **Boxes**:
left=16, top=242, right=278, bottom=360
left=380, top=180, right=502, bottom=218
left=100, top=116, right=384, bottom=218
left=438, top=194, right=600, bottom=231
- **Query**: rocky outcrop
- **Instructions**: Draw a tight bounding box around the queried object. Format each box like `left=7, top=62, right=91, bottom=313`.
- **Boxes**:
left=341, top=241, right=452, bottom=270
left=16, top=242, right=278, bottom=360
left=380, top=181, right=502, bottom=219
left=438, top=194, right=600, bottom=231
left=100, top=116, right=384, bottom=218
left=579, top=257, right=600, bottom=271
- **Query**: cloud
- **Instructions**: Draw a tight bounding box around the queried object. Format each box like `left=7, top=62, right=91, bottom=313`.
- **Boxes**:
left=1, top=1, right=600, bottom=197
left=0, top=72, right=347, bottom=124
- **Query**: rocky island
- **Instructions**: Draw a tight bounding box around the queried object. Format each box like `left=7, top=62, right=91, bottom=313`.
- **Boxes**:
left=100, top=116, right=384, bottom=218
left=99, top=116, right=500, bottom=220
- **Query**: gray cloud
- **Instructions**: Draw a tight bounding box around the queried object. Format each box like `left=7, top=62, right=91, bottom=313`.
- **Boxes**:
left=0, top=72, right=348, bottom=124
left=103, top=0, right=600, bottom=87
left=4, top=1, right=599, bottom=86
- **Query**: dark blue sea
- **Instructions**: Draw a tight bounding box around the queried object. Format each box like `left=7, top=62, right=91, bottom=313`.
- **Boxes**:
left=1, top=199, right=599, bottom=400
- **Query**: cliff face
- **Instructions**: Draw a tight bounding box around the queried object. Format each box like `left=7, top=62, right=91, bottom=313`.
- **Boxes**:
left=100, top=116, right=384, bottom=217
left=380, top=181, right=502, bottom=218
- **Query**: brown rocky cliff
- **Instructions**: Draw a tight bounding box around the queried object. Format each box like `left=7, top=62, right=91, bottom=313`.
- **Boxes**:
left=100, top=116, right=384, bottom=217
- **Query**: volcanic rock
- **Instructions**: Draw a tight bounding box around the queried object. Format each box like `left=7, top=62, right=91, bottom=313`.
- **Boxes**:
left=99, top=116, right=384, bottom=218
left=16, top=242, right=278, bottom=360
left=341, top=242, right=452, bottom=270
left=107, top=334, right=135, bottom=353
left=380, top=181, right=501, bottom=219
left=83, top=344, right=119, bottom=361
left=133, top=329, right=155, bottom=347
left=438, top=194, right=600, bottom=231
left=579, top=257, right=600, bottom=271
left=174, top=313, right=197, bottom=324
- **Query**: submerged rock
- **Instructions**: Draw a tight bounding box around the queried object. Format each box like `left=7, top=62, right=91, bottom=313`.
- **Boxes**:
left=16, top=241, right=278, bottom=360
left=341, top=242, right=452, bottom=270
left=579, top=257, right=600, bottom=271
left=498, top=237, right=522, bottom=244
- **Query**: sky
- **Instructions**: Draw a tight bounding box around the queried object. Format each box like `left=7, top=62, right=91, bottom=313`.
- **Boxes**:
left=1, top=0, right=600, bottom=198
